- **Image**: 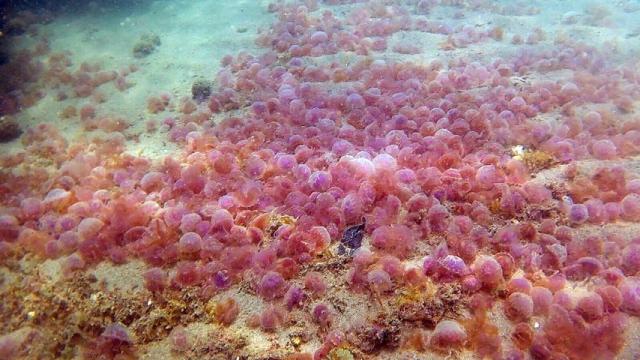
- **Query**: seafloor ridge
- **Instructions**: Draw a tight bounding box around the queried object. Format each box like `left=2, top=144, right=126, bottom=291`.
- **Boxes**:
left=1, top=0, right=640, bottom=359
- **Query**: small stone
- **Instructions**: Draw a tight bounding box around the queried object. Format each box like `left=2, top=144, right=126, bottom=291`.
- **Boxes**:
left=132, top=33, right=161, bottom=58
left=339, top=223, right=365, bottom=254
left=0, top=116, right=22, bottom=143
left=191, top=79, right=213, bottom=102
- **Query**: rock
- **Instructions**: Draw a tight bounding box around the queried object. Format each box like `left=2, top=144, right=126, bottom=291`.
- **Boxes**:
left=132, top=33, right=161, bottom=58
left=0, top=116, right=22, bottom=142
left=191, top=79, right=213, bottom=102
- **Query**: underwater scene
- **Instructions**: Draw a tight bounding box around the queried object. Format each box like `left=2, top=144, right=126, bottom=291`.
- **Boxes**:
left=1, top=0, right=640, bottom=359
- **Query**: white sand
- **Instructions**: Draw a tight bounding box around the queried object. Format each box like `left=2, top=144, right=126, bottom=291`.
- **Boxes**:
left=4, top=0, right=275, bottom=159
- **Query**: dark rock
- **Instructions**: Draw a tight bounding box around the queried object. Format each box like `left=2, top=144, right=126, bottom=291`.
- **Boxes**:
left=0, top=51, right=9, bottom=66
left=338, top=223, right=365, bottom=255
left=4, top=17, right=28, bottom=36
left=191, top=79, right=213, bottom=102
left=0, top=117, right=22, bottom=142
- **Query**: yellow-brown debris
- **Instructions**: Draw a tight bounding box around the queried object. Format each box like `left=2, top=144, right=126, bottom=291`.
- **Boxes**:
left=267, top=212, right=297, bottom=238
left=394, top=281, right=438, bottom=307
left=512, top=145, right=558, bottom=172
left=489, top=197, right=502, bottom=214
left=328, top=347, right=355, bottom=360
left=206, top=297, right=239, bottom=326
